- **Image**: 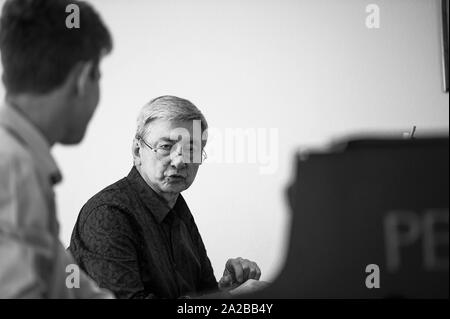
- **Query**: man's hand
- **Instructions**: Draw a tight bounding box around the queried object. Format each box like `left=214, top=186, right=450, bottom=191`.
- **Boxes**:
left=218, top=257, right=261, bottom=290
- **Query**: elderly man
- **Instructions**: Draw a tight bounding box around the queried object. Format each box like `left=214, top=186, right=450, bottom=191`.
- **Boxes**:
left=0, top=0, right=113, bottom=298
left=69, top=95, right=268, bottom=298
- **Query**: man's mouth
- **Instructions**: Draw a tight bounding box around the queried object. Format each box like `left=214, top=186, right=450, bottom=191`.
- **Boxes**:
left=167, top=174, right=186, bottom=179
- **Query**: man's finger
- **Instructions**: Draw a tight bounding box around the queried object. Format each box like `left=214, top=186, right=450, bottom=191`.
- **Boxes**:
left=220, top=274, right=232, bottom=285
left=219, top=274, right=233, bottom=289
left=241, top=261, right=251, bottom=281
left=255, top=263, right=262, bottom=280
left=248, top=267, right=257, bottom=279
left=248, top=261, right=261, bottom=279
left=227, top=259, right=244, bottom=283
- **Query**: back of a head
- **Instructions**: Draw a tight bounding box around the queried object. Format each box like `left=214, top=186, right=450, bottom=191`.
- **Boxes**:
left=0, top=0, right=113, bottom=95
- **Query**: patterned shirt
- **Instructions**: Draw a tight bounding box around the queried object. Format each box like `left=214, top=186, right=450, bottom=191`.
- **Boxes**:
left=69, top=167, right=219, bottom=299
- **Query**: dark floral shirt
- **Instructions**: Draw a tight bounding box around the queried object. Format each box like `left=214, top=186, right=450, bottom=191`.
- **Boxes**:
left=68, top=166, right=218, bottom=299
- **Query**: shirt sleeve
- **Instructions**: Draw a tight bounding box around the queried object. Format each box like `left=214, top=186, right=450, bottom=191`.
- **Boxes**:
left=70, top=205, right=159, bottom=299
left=0, top=155, right=113, bottom=299
left=0, top=154, right=56, bottom=298
left=0, top=235, right=48, bottom=298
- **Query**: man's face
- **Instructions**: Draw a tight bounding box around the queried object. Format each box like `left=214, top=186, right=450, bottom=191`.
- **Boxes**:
left=137, top=119, right=204, bottom=196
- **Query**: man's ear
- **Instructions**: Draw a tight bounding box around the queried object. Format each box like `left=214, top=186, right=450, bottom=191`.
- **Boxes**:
left=73, top=61, right=94, bottom=97
left=132, top=138, right=142, bottom=166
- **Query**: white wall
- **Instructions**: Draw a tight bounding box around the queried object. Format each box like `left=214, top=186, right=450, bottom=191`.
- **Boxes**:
left=1, top=0, right=448, bottom=282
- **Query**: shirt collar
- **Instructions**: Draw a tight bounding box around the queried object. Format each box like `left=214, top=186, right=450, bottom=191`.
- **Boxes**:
left=126, top=166, right=189, bottom=224
left=0, top=103, right=62, bottom=185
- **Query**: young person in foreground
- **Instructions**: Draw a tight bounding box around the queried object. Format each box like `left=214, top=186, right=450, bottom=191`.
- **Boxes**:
left=0, top=0, right=113, bottom=298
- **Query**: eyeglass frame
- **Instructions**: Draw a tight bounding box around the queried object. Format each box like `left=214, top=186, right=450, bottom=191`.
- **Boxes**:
left=137, top=135, right=207, bottom=164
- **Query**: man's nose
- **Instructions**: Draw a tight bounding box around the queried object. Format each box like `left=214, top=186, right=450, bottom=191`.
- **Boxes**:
left=170, top=147, right=187, bottom=169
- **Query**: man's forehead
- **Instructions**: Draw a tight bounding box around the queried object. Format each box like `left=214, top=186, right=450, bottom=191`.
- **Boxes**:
left=145, top=120, right=203, bottom=142
left=147, top=119, right=197, bottom=132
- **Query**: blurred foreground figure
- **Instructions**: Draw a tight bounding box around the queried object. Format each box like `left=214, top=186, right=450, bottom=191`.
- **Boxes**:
left=252, top=137, right=449, bottom=298
left=0, top=0, right=113, bottom=298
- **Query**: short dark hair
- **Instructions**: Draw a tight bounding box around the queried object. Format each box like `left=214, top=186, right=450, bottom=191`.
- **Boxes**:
left=0, top=0, right=113, bottom=95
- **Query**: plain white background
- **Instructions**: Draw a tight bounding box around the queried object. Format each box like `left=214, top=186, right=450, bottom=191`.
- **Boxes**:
left=0, top=0, right=448, bottom=282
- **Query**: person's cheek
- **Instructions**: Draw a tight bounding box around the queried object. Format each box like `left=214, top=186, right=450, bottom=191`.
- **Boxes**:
left=185, top=169, right=196, bottom=188
left=158, top=162, right=169, bottom=181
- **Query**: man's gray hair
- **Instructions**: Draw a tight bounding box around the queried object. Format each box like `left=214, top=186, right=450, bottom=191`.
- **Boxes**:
left=135, top=95, right=208, bottom=139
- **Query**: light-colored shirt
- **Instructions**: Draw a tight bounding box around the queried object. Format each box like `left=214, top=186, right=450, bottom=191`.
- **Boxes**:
left=0, top=103, right=114, bottom=298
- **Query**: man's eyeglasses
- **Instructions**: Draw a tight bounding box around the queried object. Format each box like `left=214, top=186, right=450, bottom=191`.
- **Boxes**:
left=138, top=136, right=207, bottom=164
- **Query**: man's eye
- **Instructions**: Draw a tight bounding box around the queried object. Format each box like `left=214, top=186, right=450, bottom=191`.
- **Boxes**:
left=158, top=144, right=173, bottom=151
